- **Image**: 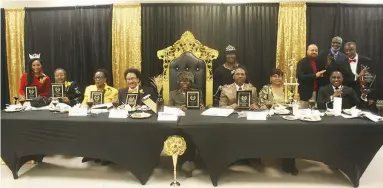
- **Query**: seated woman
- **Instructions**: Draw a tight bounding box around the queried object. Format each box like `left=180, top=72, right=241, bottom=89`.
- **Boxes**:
left=118, top=68, right=157, bottom=106
left=258, top=68, right=298, bottom=175
left=258, top=68, right=286, bottom=109
left=168, top=71, right=203, bottom=177
left=19, top=57, right=51, bottom=99
left=81, top=69, right=118, bottom=107
left=53, top=68, right=82, bottom=106
left=169, top=71, right=204, bottom=111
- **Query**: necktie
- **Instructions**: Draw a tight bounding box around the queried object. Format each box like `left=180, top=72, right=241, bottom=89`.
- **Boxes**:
left=238, top=87, right=242, bottom=91
left=335, top=87, right=339, bottom=90
left=348, top=59, right=356, bottom=63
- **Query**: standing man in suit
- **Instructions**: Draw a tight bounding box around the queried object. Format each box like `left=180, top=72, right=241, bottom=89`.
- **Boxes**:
left=336, top=42, right=371, bottom=98
left=316, top=36, right=347, bottom=86
left=118, top=68, right=157, bottom=106
left=219, top=67, right=259, bottom=110
left=296, top=44, right=326, bottom=108
left=317, top=71, right=359, bottom=109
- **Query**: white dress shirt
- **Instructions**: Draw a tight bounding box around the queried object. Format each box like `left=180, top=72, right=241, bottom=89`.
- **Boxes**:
left=235, top=84, right=244, bottom=91
left=348, top=54, right=358, bottom=81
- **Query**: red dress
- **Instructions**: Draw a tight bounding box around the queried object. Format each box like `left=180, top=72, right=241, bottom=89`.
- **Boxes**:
left=19, top=73, right=51, bottom=97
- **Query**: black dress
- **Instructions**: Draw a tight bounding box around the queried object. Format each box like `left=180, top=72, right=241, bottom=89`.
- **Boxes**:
left=58, top=81, right=82, bottom=106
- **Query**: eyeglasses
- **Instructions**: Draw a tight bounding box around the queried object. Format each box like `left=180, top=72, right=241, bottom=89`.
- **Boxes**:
left=126, top=77, right=138, bottom=81
left=94, top=76, right=106, bottom=80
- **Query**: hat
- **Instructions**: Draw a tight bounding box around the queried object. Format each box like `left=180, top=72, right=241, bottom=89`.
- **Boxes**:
left=177, top=71, right=194, bottom=84
left=225, top=45, right=236, bottom=54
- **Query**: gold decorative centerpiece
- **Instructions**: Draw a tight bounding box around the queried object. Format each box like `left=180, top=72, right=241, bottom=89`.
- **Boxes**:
left=157, top=31, right=218, bottom=106
left=283, top=58, right=299, bottom=104
left=164, top=135, right=187, bottom=187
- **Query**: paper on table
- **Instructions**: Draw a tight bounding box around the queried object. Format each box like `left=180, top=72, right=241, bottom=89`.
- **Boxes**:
left=246, top=111, right=267, bottom=120
left=68, top=108, right=87, bottom=116
left=108, top=109, right=128, bottom=118
left=362, top=112, right=383, bottom=122
left=333, top=97, right=342, bottom=116
left=164, top=106, right=185, bottom=116
left=201, top=108, right=234, bottom=117
left=157, top=112, right=178, bottom=121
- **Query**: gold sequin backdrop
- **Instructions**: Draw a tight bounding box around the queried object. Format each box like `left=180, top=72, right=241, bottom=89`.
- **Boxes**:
left=112, top=4, right=142, bottom=89
left=275, top=2, right=306, bottom=82
left=5, top=8, right=25, bottom=103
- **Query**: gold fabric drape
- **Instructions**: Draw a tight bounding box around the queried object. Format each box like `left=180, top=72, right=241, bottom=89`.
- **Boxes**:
left=5, top=8, right=25, bottom=102
left=111, top=4, right=141, bottom=89
left=275, top=2, right=306, bottom=83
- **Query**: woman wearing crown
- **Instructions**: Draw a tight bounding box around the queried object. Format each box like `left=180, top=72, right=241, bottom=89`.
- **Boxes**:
left=19, top=54, right=51, bottom=98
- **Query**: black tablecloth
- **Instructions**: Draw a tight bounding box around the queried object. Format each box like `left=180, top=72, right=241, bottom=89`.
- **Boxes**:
left=1, top=111, right=177, bottom=185
left=179, top=110, right=383, bottom=187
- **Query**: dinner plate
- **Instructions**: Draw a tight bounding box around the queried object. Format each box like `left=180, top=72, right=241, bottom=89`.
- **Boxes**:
left=282, top=115, right=298, bottom=121
left=299, top=116, right=322, bottom=122
left=130, top=112, right=152, bottom=119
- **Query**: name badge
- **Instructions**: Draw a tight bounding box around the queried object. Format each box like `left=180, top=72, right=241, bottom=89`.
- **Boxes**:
left=237, top=90, right=252, bottom=109
left=91, top=91, right=104, bottom=105
left=25, top=86, right=38, bottom=100
left=51, top=83, right=65, bottom=98
left=186, top=91, right=200, bottom=108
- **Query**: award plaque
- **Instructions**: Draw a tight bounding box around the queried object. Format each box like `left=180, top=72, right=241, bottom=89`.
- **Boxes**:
left=186, top=91, right=200, bottom=108
left=126, top=93, right=138, bottom=107
left=237, top=90, right=252, bottom=109
left=51, top=83, right=64, bottom=98
left=25, top=86, right=38, bottom=100
left=90, top=91, right=104, bottom=105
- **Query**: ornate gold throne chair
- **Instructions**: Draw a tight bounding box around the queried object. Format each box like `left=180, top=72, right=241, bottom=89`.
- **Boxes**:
left=157, top=31, right=218, bottom=106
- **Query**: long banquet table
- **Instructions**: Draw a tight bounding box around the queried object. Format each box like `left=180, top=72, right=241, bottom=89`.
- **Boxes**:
left=178, top=110, right=383, bottom=187
left=1, top=111, right=177, bottom=185
left=1, top=110, right=383, bottom=187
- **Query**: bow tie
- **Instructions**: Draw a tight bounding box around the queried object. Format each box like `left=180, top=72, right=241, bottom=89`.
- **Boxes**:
left=348, top=59, right=356, bottom=63
left=128, top=88, right=138, bottom=93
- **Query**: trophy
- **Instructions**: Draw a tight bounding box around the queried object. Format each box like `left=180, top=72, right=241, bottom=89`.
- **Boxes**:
left=283, top=59, right=299, bottom=104
left=163, top=135, right=187, bottom=187
left=359, top=64, right=376, bottom=95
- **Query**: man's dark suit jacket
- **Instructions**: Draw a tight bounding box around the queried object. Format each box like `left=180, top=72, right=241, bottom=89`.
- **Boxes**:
left=316, top=50, right=347, bottom=87
left=335, top=55, right=372, bottom=97
left=317, top=84, right=359, bottom=110
left=296, top=57, right=326, bottom=101
left=118, top=85, right=157, bottom=106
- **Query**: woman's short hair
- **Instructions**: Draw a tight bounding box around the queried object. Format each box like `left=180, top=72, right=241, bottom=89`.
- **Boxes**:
left=95, top=69, right=108, bottom=79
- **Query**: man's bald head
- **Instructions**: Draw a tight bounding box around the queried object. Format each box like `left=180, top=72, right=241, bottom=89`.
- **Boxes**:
left=307, top=44, right=318, bottom=58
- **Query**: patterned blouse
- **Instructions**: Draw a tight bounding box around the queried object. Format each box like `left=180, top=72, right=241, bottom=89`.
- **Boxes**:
left=258, top=85, right=286, bottom=109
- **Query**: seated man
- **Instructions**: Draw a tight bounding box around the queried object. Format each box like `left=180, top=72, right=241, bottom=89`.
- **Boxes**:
left=317, top=71, right=359, bottom=110
left=169, top=71, right=204, bottom=111
left=219, top=67, right=259, bottom=110
left=118, top=68, right=157, bottom=106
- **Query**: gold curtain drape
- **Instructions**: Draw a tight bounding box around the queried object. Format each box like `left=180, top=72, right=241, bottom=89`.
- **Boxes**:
left=5, top=8, right=25, bottom=102
left=111, top=4, right=141, bottom=89
left=275, top=2, right=306, bottom=83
